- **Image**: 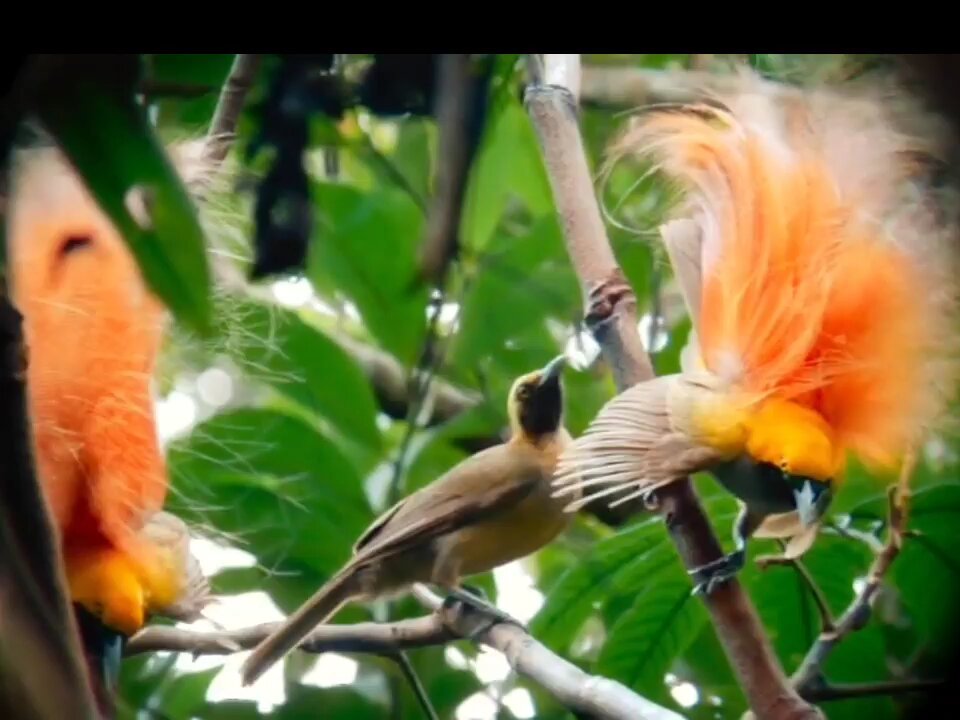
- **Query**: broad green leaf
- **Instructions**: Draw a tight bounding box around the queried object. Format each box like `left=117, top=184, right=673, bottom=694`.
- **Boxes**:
left=452, top=214, right=579, bottom=376
left=531, top=517, right=670, bottom=651
left=149, top=54, right=238, bottom=129
left=308, top=182, right=430, bottom=364
left=461, top=93, right=554, bottom=253
left=888, top=485, right=960, bottom=647
left=821, top=626, right=897, bottom=720
left=597, top=570, right=709, bottom=704
left=220, top=297, right=383, bottom=453
left=679, top=625, right=746, bottom=719
left=35, top=59, right=213, bottom=336
left=156, top=668, right=222, bottom=719
left=274, top=686, right=386, bottom=720
left=387, top=118, right=434, bottom=202
left=744, top=534, right=870, bottom=672
left=405, top=645, right=483, bottom=720
left=197, top=703, right=264, bottom=720
left=167, top=408, right=373, bottom=582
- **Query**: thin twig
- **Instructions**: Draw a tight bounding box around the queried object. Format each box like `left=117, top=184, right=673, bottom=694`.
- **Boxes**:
left=393, top=651, right=439, bottom=720
left=417, top=54, right=485, bottom=284
left=202, top=54, right=262, bottom=166
left=757, top=547, right=835, bottom=632
left=523, top=53, right=822, bottom=720
left=792, top=452, right=917, bottom=693
left=802, top=678, right=945, bottom=703
left=790, top=559, right=836, bottom=632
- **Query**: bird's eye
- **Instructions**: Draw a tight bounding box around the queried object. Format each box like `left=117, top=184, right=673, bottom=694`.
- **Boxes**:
left=60, top=234, right=93, bottom=256
left=517, top=385, right=531, bottom=400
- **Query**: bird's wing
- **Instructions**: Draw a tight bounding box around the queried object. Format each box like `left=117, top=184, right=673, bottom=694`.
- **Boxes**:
left=554, top=375, right=727, bottom=512
left=137, top=511, right=211, bottom=622
left=351, top=445, right=546, bottom=565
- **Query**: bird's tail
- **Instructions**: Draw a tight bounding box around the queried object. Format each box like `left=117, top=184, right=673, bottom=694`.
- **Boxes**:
left=239, top=564, right=363, bottom=687
left=609, top=67, right=960, bottom=472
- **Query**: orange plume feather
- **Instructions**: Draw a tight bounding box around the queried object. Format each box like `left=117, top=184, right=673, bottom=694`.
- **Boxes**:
left=611, top=73, right=960, bottom=471
left=6, top=141, right=214, bottom=631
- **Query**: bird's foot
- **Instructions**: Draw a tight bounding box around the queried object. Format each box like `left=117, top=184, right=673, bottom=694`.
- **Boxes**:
left=688, top=549, right=745, bottom=596
left=442, top=587, right=526, bottom=640
left=584, top=274, right=635, bottom=333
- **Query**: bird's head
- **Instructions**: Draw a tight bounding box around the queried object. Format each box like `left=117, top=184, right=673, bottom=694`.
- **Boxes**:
left=744, top=396, right=846, bottom=527
left=508, top=354, right=567, bottom=443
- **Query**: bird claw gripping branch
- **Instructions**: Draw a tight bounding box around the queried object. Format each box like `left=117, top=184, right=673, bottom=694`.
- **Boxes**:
left=584, top=272, right=637, bottom=335
left=553, top=69, right=960, bottom=595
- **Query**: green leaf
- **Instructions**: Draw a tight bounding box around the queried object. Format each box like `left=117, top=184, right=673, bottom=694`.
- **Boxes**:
left=34, top=58, right=213, bottom=336
left=220, top=298, right=383, bottom=453
left=149, top=54, right=238, bottom=129
left=387, top=118, right=434, bottom=202
left=167, top=408, right=374, bottom=583
left=272, top=686, right=386, bottom=720
left=597, top=570, right=709, bottom=704
left=888, top=485, right=960, bottom=648
left=308, top=182, right=430, bottom=364
left=743, top=533, right=870, bottom=672
left=157, top=668, right=222, bottom=719
left=452, top=214, right=579, bottom=376
left=531, top=517, right=671, bottom=651
left=679, top=626, right=746, bottom=718
left=461, top=93, right=554, bottom=253
left=822, top=626, right=897, bottom=720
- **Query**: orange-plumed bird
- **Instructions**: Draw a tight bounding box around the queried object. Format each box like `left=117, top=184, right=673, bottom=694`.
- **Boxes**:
left=554, top=73, right=960, bottom=594
left=5, top=143, right=210, bottom=704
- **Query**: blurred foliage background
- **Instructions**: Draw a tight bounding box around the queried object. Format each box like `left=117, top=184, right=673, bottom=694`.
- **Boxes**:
left=24, top=54, right=959, bottom=720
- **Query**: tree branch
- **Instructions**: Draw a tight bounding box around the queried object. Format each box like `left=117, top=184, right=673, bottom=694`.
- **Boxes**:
left=334, top=332, right=486, bottom=430
left=580, top=66, right=793, bottom=109
left=202, top=54, right=262, bottom=167
left=127, top=596, right=685, bottom=720
left=802, top=678, right=944, bottom=703
left=792, top=453, right=916, bottom=694
left=412, top=586, right=687, bottom=720
left=125, top=615, right=455, bottom=657
left=417, top=54, right=485, bottom=284
left=523, top=54, right=822, bottom=720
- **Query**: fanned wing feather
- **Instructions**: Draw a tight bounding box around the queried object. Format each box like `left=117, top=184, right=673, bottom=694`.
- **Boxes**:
left=138, top=512, right=211, bottom=622
left=554, top=376, right=726, bottom=510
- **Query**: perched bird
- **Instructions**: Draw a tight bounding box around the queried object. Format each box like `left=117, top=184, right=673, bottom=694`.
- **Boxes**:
left=240, top=354, right=575, bottom=686
left=554, top=73, right=960, bottom=595
left=6, top=144, right=210, bottom=707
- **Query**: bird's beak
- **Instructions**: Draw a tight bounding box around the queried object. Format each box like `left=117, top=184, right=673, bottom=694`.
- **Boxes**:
left=794, top=479, right=833, bottom=527
left=538, top=354, right=567, bottom=385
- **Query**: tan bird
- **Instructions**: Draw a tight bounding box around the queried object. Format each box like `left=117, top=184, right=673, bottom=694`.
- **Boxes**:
left=240, top=354, right=576, bottom=686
